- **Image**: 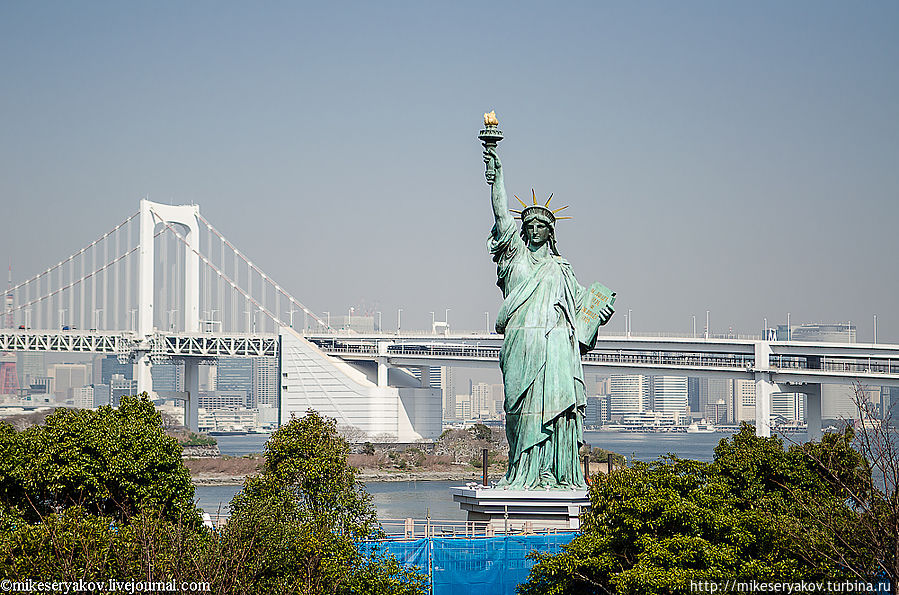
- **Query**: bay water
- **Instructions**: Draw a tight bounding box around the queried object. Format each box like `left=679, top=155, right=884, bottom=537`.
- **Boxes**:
left=196, top=429, right=807, bottom=520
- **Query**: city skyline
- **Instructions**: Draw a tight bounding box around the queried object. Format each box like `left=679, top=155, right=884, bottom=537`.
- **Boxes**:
left=1, top=2, right=897, bottom=341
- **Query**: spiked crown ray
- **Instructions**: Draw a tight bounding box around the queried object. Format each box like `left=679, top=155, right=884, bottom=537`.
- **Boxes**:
left=509, top=189, right=572, bottom=224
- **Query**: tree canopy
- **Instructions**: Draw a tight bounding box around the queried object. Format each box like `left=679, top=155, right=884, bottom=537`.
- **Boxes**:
left=224, top=410, right=426, bottom=594
left=0, top=394, right=195, bottom=522
left=521, top=425, right=872, bottom=594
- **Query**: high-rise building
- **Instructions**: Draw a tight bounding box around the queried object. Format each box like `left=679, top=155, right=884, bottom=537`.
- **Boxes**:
left=700, top=378, right=734, bottom=422
left=48, top=363, right=90, bottom=399
left=92, top=384, right=110, bottom=408
left=152, top=363, right=183, bottom=393
left=439, top=367, right=455, bottom=420
left=610, top=375, right=649, bottom=417
left=772, top=391, right=803, bottom=422
left=17, top=353, right=44, bottom=387
left=651, top=376, right=688, bottom=415
left=471, top=382, right=494, bottom=418
left=585, top=395, right=611, bottom=426
left=687, top=377, right=700, bottom=413
left=733, top=379, right=756, bottom=423
left=100, top=356, right=133, bottom=385
left=217, top=358, right=253, bottom=406
left=777, top=322, right=857, bottom=419
left=110, top=374, right=138, bottom=407
left=454, top=394, right=472, bottom=420
left=254, top=357, right=279, bottom=408
left=70, top=386, right=94, bottom=409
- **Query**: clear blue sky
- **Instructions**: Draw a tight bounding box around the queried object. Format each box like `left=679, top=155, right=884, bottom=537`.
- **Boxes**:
left=1, top=1, right=897, bottom=340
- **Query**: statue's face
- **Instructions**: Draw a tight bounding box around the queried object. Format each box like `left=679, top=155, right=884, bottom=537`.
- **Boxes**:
left=525, top=219, right=551, bottom=247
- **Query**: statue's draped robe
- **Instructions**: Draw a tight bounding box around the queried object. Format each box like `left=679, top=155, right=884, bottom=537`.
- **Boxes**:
left=489, top=220, right=588, bottom=489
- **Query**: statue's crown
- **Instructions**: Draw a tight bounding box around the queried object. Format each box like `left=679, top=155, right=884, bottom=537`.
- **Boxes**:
left=511, top=190, right=571, bottom=224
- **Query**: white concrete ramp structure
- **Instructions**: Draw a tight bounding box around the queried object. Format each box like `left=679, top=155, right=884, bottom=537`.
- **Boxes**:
left=279, top=327, right=441, bottom=441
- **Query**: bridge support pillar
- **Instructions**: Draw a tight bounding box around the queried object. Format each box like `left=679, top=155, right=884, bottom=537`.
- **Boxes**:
left=376, top=341, right=389, bottom=388
left=134, top=352, right=154, bottom=400
left=184, top=359, right=199, bottom=432
left=754, top=373, right=773, bottom=437
left=753, top=341, right=773, bottom=437
left=419, top=366, right=431, bottom=389
left=805, top=383, right=822, bottom=442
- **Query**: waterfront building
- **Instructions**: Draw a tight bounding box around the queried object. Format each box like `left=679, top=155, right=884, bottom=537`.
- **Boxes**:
left=585, top=395, right=610, bottom=426
left=197, top=407, right=258, bottom=433
left=609, top=375, right=649, bottom=417
left=651, top=376, right=688, bottom=415
left=257, top=403, right=278, bottom=428
left=772, top=391, right=803, bottom=422
left=705, top=399, right=728, bottom=424
left=198, top=391, right=247, bottom=410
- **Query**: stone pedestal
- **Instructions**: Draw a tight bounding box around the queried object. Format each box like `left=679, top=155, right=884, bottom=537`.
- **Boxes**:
left=450, top=484, right=590, bottom=531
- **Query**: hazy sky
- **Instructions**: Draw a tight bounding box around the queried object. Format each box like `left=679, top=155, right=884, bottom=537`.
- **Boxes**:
left=2, top=1, right=897, bottom=341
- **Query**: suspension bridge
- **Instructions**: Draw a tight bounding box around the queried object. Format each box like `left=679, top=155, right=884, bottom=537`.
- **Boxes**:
left=1, top=199, right=898, bottom=441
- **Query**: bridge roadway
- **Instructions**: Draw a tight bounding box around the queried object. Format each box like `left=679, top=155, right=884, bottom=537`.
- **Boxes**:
left=306, top=333, right=899, bottom=386
left=306, top=333, right=899, bottom=441
left=0, top=329, right=279, bottom=358
left=4, top=328, right=899, bottom=439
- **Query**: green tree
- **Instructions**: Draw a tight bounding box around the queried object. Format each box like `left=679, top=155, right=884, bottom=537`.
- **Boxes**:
left=0, top=394, right=195, bottom=523
left=521, top=426, right=861, bottom=594
left=223, top=410, right=427, bottom=594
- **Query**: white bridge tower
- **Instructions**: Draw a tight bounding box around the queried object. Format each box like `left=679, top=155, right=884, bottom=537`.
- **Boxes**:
left=136, top=198, right=201, bottom=429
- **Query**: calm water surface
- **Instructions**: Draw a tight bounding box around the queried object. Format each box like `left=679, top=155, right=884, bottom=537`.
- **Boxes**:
left=199, top=430, right=812, bottom=520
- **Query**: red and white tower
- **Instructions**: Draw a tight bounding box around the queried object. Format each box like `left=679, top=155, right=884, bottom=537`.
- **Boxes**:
left=0, top=261, right=20, bottom=396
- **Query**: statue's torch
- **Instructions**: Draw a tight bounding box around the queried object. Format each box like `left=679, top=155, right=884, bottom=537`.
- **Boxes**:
left=479, top=111, right=503, bottom=185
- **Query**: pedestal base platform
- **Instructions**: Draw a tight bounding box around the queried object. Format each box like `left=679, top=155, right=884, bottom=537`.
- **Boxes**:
left=450, top=484, right=590, bottom=530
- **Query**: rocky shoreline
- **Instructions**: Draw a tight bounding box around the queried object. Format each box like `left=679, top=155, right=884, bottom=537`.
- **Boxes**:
left=191, top=469, right=499, bottom=486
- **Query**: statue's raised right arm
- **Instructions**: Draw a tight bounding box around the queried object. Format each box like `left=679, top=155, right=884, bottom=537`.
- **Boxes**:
left=484, top=147, right=514, bottom=234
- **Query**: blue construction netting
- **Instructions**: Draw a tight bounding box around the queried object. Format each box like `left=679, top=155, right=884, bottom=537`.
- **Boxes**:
left=359, top=533, right=576, bottom=595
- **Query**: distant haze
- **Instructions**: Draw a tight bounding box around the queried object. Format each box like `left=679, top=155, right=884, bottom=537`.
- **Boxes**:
left=1, top=1, right=897, bottom=341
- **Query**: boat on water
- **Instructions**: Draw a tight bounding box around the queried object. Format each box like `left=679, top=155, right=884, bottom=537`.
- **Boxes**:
left=686, top=420, right=716, bottom=434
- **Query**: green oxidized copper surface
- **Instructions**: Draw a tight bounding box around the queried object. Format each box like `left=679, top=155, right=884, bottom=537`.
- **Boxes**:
left=481, top=115, right=614, bottom=489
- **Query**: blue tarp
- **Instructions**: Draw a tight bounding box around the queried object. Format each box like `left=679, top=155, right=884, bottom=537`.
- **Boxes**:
left=359, top=533, right=576, bottom=595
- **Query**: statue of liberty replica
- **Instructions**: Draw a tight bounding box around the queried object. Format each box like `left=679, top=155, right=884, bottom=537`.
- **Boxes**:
left=481, top=112, right=615, bottom=490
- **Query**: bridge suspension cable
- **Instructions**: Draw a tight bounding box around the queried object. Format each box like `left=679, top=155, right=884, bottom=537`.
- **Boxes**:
left=195, top=212, right=328, bottom=330
left=8, top=230, right=162, bottom=319
left=149, top=210, right=330, bottom=332
left=8, top=212, right=138, bottom=294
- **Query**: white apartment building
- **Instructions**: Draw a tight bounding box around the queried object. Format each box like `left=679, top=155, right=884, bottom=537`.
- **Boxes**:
left=651, top=376, right=688, bottom=415
left=610, top=375, right=650, bottom=417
